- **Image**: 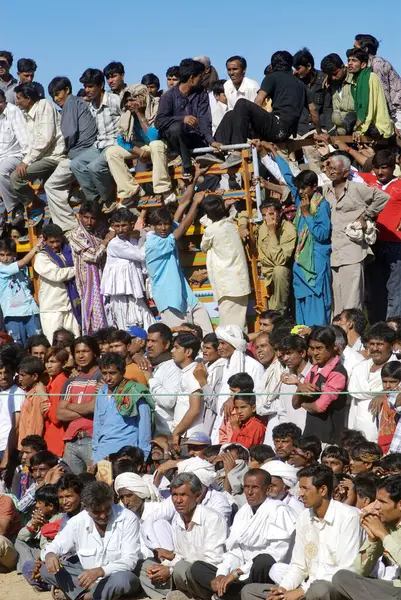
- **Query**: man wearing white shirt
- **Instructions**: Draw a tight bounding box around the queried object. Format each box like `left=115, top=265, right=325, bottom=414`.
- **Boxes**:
left=137, top=323, right=181, bottom=436
left=212, top=324, right=265, bottom=443
left=348, top=323, right=398, bottom=441
left=143, top=456, right=232, bottom=532
left=223, top=56, right=259, bottom=111
left=336, top=308, right=367, bottom=353
left=140, top=472, right=228, bottom=600
left=10, top=83, right=65, bottom=218
left=0, top=90, right=28, bottom=214
left=0, top=360, right=24, bottom=468
left=171, top=333, right=205, bottom=446
left=191, top=469, right=296, bottom=600
left=40, top=481, right=141, bottom=600
left=241, top=465, right=363, bottom=600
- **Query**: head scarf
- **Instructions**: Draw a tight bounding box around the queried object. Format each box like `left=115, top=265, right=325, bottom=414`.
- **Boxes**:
left=261, top=460, right=298, bottom=489
left=119, top=83, right=159, bottom=140
left=177, top=456, right=216, bottom=488
left=215, top=324, right=247, bottom=353
left=114, top=472, right=161, bottom=502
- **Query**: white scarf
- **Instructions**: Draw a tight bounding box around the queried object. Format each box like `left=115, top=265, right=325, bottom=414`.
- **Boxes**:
left=226, top=497, right=289, bottom=550
left=114, top=473, right=161, bottom=502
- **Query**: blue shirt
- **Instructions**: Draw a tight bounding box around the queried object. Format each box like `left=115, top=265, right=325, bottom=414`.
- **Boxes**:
left=145, top=227, right=198, bottom=313
left=0, top=262, right=39, bottom=318
left=91, top=383, right=152, bottom=462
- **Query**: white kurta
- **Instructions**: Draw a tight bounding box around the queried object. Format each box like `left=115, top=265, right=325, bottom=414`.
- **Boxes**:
left=201, top=217, right=251, bottom=302
left=348, top=356, right=399, bottom=441
left=211, top=352, right=265, bottom=443
left=216, top=498, right=297, bottom=580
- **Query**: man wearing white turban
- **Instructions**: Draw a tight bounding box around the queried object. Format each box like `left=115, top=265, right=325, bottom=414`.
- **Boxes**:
left=140, top=472, right=228, bottom=600
left=261, top=460, right=304, bottom=516
left=115, top=472, right=170, bottom=559
left=212, top=325, right=265, bottom=443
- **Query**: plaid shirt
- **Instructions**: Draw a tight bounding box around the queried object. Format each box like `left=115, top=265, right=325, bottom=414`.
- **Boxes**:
left=16, top=481, right=37, bottom=514
left=89, top=92, right=121, bottom=150
left=24, top=99, right=65, bottom=165
left=0, top=102, right=28, bottom=160
left=369, top=55, right=401, bottom=121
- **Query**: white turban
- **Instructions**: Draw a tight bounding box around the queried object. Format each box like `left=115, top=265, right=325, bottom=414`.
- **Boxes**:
left=114, top=473, right=161, bottom=502
left=215, top=324, right=247, bottom=353
left=261, top=460, right=298, bottom=489
left=177, top=456, right=216, bottom=488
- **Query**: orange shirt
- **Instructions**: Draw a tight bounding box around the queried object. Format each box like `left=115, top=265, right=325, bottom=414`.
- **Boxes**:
left=45, top=372, right=68, bottom=457
left=230, top=417, right=266, bottom=448
left=18, top=385, right=45, bottom=449
left=125, top=362, right=148, bottom=386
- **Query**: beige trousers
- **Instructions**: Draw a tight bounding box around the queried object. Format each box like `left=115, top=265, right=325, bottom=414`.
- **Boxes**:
left=41, top=310, right=81, bottom=344
left=265, top=265, right=291, bottom=312
left=218, top=295, right=249, bottom=330
left=0, top=535, right=17, bottom=570
left=332, top=262, right=364, bottom=315
left=105, top=141, right=171, bottom=197
left=161, top=302, right=213, bottom=336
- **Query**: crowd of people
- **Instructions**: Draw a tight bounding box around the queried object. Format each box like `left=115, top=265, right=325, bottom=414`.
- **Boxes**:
left=0, top=31, right=400, bottom=600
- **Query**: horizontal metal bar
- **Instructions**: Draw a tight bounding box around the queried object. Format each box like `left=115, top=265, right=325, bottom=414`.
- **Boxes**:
left=191, top=143, right=251, bottom=154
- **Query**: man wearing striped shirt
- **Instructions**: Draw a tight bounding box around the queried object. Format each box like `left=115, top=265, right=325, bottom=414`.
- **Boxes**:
left=70, top=68, right=121, bottom=211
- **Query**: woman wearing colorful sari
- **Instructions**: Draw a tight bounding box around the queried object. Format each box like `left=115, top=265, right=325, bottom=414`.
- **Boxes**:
left=33, top=223, right=81, bottom=343
left=69, top=201, right=116, bottom=335
left=274, top=153, right=332, bottom=325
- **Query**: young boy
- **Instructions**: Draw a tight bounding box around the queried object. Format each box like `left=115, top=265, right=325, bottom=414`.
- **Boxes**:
left=145, top=165, right=212, bottom=335
left=69, top=201, right=115, bottom=335
left=11, top=435, right=47, bottom=499
left=33, top=224, right=81, bottom=343
left=289, top=435, right=322, bottom=469
left=219, top=372, right=254, bottom=444
left=25, top=334, right=51, bottom=363
left=0, top=238, right=43, bottom=345
left=249, top=444, right=276, bottom=469
left=18, top=356, right=47, bottom=448
left=91, top=352, right=154, bottom=463
left=0, top=357, right=25, bottom=471
left=349, top=441, right=383, bottom=475
left=230, top=393, right=266, bottom=448
left=321, top=445, right=350, bottom=474
left=16, top=484, right=62, bottom=575
left=272, top=422, right=302, bottom=462
left=107, top=329, right=148, bottom=385
left=171, top=333, right=205, bottom=447
left=211, top=79, right=229, bottom=135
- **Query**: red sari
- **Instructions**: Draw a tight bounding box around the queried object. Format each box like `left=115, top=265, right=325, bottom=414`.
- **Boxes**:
left=44, top=372, right=68, bottom=456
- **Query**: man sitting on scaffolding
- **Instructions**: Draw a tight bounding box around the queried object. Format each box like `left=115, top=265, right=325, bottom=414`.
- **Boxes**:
left=216, top=51, right=322, bottom=168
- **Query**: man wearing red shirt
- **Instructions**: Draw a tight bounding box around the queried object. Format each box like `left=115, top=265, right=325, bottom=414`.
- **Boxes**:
left=360, top=149, right=401, bottom=321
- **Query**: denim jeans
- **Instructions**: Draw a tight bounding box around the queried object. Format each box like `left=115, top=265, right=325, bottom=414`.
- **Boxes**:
left=4, top=314, right=41, bottom=346
left=70, top=146, right=115, bottom=203
left=367, top=241, right=401, bottom=321
left=63, top=436, right=92, bottom=475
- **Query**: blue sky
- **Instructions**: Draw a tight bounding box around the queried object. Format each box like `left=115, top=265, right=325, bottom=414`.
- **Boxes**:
left=3, top=0, right=401, bottom=95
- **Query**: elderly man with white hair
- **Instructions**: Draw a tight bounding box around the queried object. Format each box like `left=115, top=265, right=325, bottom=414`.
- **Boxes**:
left=139, top=472, right=228, bottom=600
left=262, top=460, right=304, bottom=516
left=323, top=153, right=389, bottom=314
left=142, top=457, right=232, bottom=552
left=212, top=324, right=265, bottom=443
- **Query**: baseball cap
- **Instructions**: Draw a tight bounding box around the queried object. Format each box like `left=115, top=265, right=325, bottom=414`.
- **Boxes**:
left=127, top=326, right=147, bottom=340
left=185, top=432, right=212, bottom=446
